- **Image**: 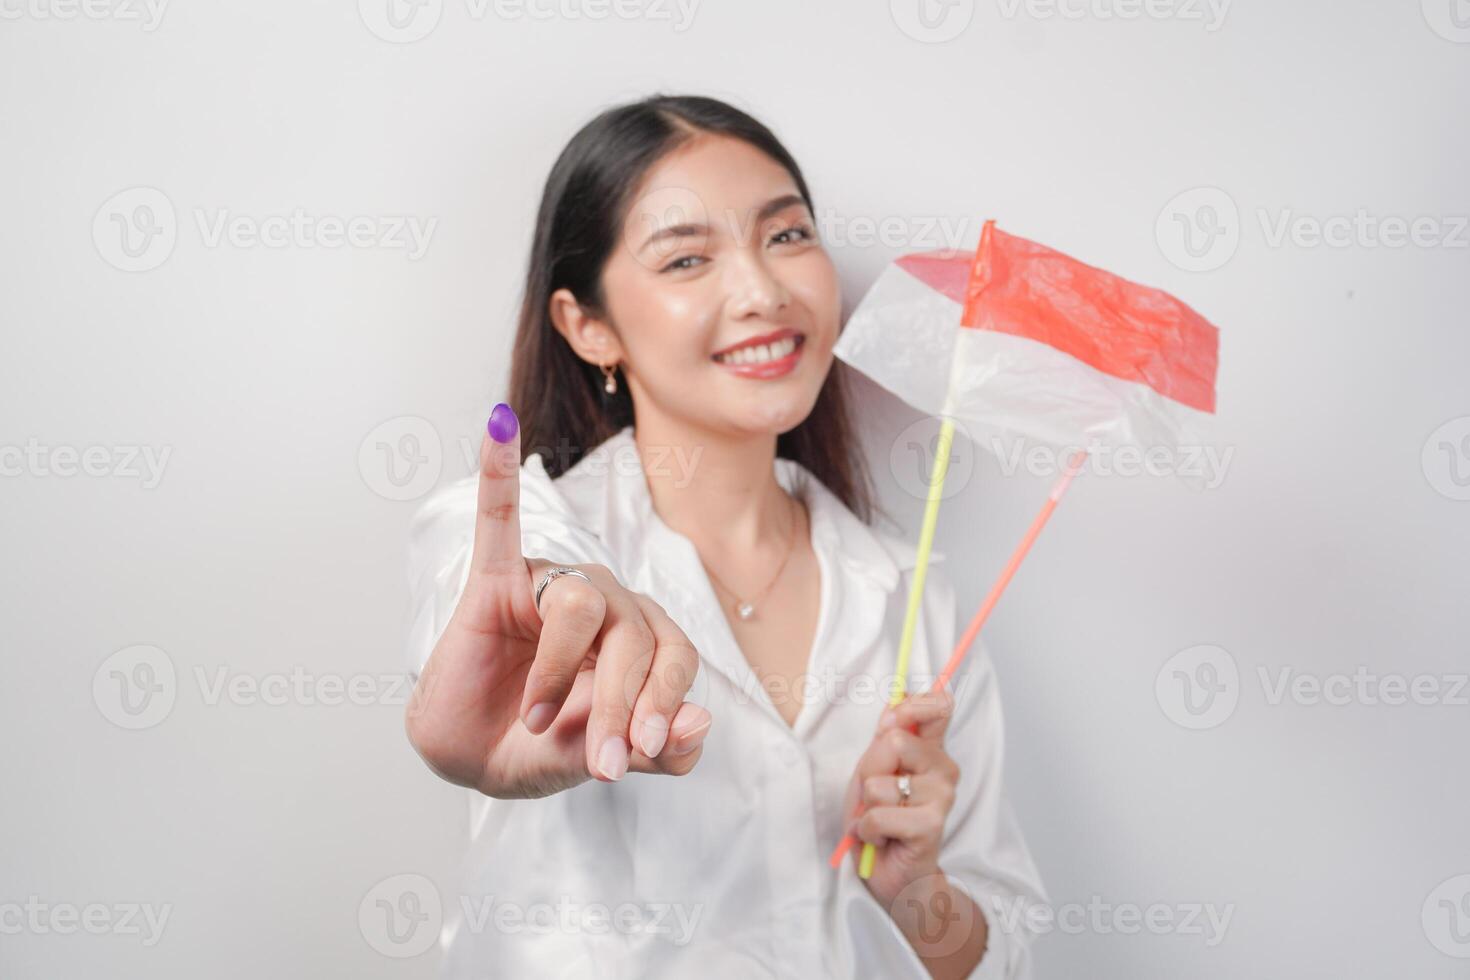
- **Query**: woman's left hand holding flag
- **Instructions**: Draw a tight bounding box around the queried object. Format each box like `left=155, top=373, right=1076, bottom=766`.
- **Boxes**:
left=842, top=686, right=959, bottom=904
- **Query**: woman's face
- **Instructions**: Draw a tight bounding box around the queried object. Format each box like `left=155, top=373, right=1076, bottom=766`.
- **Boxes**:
left=590, top=134, right=841, bottom=438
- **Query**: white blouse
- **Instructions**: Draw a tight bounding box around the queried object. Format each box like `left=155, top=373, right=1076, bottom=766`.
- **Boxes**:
left=406, top=424, right=1046, bottom=978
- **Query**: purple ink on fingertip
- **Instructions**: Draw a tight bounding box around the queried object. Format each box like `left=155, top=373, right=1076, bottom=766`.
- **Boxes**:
left=488, top=402, right=518, bottom=443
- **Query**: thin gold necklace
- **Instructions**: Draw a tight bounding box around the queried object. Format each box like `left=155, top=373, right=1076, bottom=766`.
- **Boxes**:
left=700, top=495, right=803, bottom=622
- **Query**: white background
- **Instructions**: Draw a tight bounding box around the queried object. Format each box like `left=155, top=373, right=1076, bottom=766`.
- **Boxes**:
left=2, top=0, right=1467, bottom=976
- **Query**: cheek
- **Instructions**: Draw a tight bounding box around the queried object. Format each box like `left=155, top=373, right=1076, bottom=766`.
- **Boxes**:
left=786, top=255, right=842, bottom=339
left=635, top=292, right=720, bottom=365
left=606, top=269, right=721, bottom=366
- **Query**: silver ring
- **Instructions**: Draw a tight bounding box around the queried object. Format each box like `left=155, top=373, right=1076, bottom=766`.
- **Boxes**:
left=896, top=773, right=912, bottom=806
left=534, top=567, right=591, bottom=611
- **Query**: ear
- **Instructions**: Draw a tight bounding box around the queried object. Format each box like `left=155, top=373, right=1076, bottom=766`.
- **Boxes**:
left=549, top=288, right=625, bottom=367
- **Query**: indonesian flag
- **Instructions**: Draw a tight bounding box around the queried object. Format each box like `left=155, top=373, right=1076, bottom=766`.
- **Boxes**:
left=834, top=220, right=1220, bottom=453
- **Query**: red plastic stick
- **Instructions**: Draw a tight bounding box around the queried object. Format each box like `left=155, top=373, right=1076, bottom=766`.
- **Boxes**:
left=829, top=450, right=1086, bottom=869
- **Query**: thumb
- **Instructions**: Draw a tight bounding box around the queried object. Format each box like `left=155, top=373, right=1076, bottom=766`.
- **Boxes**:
left=470, top=402, right=525, bottom=578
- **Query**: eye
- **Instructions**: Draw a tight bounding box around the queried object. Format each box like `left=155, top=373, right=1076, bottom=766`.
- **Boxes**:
left=769, top=223, right=815, bottom=247
left=659, top=254, right=706, bottom=273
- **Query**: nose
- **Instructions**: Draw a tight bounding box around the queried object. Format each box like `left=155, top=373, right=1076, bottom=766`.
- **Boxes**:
left=723, top=248, right=790, bottom=320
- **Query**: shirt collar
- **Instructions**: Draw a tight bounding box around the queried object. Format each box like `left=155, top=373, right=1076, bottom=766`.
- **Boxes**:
left=558, top=425, right=939, bottom=594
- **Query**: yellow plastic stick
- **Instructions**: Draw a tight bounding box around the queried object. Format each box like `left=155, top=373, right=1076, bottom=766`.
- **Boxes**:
left=858, top=414, right=956, bottom=880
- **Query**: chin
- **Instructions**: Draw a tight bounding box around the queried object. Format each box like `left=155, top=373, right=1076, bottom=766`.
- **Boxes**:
left=745, top=391, right=821, bottom=435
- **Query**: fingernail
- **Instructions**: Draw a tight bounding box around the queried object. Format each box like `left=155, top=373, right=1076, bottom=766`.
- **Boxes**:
left=879, top=709, right=897, bottom=730
left=670, top=717, right=711, bottom=755
left=488, top=403, right=518, bottom=443
left=524, top=701, right=556, bottom=735
left=639, top=714, right=670, bottom=758
left=596, top=736, right=628, bottom=781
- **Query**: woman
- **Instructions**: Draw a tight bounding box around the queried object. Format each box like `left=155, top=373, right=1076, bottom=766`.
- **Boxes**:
left=405, top=94, right=1045, bottom=978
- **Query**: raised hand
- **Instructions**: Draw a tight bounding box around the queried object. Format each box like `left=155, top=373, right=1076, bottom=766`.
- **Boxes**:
left=405, top=403, right=712, bottom=798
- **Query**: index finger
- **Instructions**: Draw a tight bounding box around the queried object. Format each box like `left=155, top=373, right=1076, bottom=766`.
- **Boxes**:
left=472, top=402, right=524, bottom=578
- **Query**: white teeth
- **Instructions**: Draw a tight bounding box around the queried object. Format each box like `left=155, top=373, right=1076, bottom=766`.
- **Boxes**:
left=716, top=336, right=798, bottom=365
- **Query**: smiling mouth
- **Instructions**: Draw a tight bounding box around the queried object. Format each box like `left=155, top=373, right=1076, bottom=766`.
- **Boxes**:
left=711, top=333, right=805, bottom=366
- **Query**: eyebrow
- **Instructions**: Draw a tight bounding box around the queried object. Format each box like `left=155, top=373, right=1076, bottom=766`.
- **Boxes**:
left=637, top=193, right=808, bottom=256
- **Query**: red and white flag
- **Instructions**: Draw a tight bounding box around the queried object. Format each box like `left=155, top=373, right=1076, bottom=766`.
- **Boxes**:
left=834, top=220, right=1220, bottom=453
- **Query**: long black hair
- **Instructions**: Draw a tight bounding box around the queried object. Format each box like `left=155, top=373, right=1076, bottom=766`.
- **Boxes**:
left=506, top=93, right=876, bottom=523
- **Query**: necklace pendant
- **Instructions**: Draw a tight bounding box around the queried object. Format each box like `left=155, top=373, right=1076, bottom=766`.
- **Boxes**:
left=736, top=601, right=755, bottom=621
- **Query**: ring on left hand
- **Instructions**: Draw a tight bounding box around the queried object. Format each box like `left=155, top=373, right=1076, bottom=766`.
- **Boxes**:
left=896, top=773, right=912, bottom=806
